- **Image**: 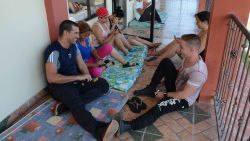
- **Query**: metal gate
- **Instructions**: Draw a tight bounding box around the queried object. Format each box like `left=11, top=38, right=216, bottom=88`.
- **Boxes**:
left=214, top=14, right=250, bottom=141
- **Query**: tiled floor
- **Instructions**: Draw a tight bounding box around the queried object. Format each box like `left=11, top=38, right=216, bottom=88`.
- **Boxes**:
left=2, top=0, right=220, bottom=140
left=118, top=0, right=218, bottom=141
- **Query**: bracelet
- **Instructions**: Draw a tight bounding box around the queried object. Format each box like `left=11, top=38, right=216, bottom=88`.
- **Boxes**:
left=163, top=91, right=168, bottom=99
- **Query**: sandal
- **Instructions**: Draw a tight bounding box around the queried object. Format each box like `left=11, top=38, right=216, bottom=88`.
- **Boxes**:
left=104, top=59, right=115, bottom=65
left=123, top=62, right=138, bottom=68
left=98, top=60, right=115, bottom=68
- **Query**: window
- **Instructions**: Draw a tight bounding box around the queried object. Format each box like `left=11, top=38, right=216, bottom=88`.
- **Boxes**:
left=68, top=0, right=106, bottom=22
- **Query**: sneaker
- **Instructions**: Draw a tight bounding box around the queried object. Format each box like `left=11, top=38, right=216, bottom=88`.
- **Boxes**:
left=102, top=120, right=119, bottom=141
left=132, top=96, right=147, bottom=110
left=126, top=97, right=147, bottom=113
left=133, top=85, right=156, bottom=97
left=51, top=102, right=68, bottom=116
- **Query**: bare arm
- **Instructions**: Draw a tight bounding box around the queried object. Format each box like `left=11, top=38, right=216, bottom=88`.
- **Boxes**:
left=155, top=84, right=197, bottom=100
left=84, top=36, right=103, bottom=68
left=136, top=8, right=145, bottom=15
left=92, top=24, right=116, bottom=45
left=89, top=35, right=102, bottom=60
left=68, top=0, right=76, bottom=13
left=168, top=84, right=197, bottom=99
left=45, top=63, right=79, bottom=84
left=76, top=53, right=90, bottom=75
left=76, top=53, right=92, bottom=81
left=199, top=31, right=207, bottom=53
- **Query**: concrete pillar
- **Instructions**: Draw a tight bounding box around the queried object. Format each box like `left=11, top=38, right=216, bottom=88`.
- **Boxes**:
left=44, top=0, right=68, bottom=42
left=199, top=0, right=250, bottom=102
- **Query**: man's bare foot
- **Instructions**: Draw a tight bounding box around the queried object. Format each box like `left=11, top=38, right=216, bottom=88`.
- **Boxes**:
left=102, top=120, right=119, bottom=141
left=145, top=60, right=160, bottom=66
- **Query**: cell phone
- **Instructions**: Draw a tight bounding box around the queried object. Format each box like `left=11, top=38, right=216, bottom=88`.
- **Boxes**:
left=174, top=35, right=177, bottom=40
left=114, top=25, right=119, bottom=30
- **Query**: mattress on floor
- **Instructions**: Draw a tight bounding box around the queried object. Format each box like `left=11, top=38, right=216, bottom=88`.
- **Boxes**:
left=128, top=11, right=168, bottom=29
left=0, top=90, right=127, bottom=141
left=101, top=45, right=148, bottom=92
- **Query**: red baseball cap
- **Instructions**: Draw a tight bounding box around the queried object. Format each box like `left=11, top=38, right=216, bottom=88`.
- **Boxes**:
left=96, top=7, right=109, bottom=17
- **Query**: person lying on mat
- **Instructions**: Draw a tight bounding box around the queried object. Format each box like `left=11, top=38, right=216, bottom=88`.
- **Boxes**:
left=77, top=21, right=139, bottom=77
left=134, top=0, right=162, bottom=23
left=146, top=11, right=210, bottom=66
left=92, top=7, right=135, bottom=56
left=117, top=34, right=208, bottom=134
left=44, top=20, right=118, bottom=141
left=68, top=0, right=83, bottom=14
left=108, top=6, right=161, bottom=49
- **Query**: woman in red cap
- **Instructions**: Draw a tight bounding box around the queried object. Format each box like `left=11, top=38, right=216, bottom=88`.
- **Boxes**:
left=92, top=7, right=134, bottom=56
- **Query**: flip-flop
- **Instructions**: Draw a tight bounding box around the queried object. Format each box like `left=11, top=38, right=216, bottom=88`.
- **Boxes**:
left=104, top=59, right=115, bottom=65
left=123, top=62, right=138, bottom=68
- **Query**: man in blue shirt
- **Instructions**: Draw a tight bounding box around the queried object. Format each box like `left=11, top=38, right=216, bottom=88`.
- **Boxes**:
left=44, top=20, right=118, bottom=141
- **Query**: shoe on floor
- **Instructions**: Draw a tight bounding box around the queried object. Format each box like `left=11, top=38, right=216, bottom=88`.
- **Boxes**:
left=51, top=102, right=68, bottom=116
left=126, top=96, right=147, bottom=113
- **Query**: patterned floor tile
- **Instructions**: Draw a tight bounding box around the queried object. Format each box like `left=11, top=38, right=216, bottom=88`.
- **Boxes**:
left=119, top=132, right=132, bottom=140
left=179, top=104, right=211, bottom=124
left=157, top=125, right=181, bottom=141
left=129, top=125, right=163, bottom=141
left=160, top=115, right=185, bottom=133
left=178, top=132, right=210, bottom=141
left=202, top=127, right=218, bottom=140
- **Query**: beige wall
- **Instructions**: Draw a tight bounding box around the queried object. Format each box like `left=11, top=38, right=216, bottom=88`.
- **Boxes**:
left=0, top=0, right=50, bottom=121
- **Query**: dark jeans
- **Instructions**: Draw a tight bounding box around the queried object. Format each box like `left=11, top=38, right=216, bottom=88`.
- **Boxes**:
left=48, top=77, right=109, bottom=140
left=149, top=58, right=178, bottom=92
left=129, top=58, right=189, bottom=129
left=130, top=97, right=189, bottom=129
left=139, top=5, right=162, bottom=22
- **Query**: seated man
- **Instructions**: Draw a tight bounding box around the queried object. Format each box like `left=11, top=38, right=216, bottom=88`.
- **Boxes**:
left=134, top=0, right=162, bottom=23
left=119, top=34, right=208, bottom=133
left=44, top=20, right=118, bottom=141
left=68, top=0, right=83, bottom=13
